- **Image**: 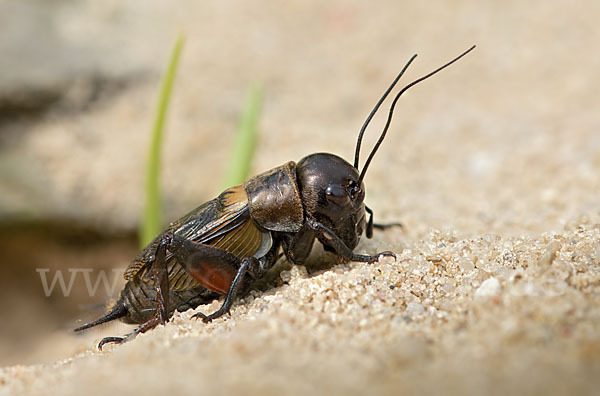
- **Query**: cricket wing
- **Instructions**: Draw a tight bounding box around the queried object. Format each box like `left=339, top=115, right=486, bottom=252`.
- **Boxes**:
left=167, top=216, right=273, bottom=294
left=124, top=185, right=272, bottom=295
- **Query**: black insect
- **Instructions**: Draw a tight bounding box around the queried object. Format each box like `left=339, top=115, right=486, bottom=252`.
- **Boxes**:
left=75, top=46, right=475, bottom=349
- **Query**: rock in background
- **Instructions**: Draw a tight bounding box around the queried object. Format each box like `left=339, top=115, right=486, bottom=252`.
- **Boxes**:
left=1, top=0, right=599, bottom=234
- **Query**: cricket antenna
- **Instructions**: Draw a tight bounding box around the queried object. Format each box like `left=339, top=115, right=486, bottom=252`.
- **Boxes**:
left=354, top=54, right=417, bottom=169
left=357, top=45, right=476, bottom=184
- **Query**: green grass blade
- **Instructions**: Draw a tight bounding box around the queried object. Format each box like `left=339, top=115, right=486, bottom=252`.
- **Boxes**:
left=140, top=34, right=185, bottom=247
left=222, top=83, right=262, bottom=189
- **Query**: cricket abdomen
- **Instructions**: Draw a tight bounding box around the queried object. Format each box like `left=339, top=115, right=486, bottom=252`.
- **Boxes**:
left=120, top=279, right=219, bottom=324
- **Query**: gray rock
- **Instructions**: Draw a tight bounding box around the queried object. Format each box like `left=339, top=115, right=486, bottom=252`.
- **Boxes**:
left=0, top=0, right=154, bottom=120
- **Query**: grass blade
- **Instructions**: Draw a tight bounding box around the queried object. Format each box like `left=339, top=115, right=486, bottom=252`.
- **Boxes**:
left=222, top=83, right=262, bottom=189
left=140, top=34, right=185, bottom=247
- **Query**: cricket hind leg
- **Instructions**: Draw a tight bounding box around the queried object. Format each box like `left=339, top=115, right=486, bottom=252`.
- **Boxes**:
left=192, top=256, right=260, bottom=323
left=166, top=234, right=262, bottom=322
left=167, top=234, right=266, bottom=323
left=96, top=289, right=219, bottom=350
left=97, top=314, right=164, bottom=350
left=97, top=234, right=172, bottom=350
left=99, top=234, right=261, bottom=349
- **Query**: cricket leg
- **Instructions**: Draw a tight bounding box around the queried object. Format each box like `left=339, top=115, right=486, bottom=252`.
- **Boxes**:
left=192, top=256, right=260, bottom=323
left=98, top=234, right=172, bottom=350
left=365, top=205, right=403, bottom=238
left=307, top=218, right=396, bottom=264
left=165, top=235, right=261, bottom=323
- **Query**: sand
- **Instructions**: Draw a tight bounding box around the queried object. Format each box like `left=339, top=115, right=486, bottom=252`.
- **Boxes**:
left=2, top=225, right=600, bottom=395
left=1, top=0, right=600, bottom=395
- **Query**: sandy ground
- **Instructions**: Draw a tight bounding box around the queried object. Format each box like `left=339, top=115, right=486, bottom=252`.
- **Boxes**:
left=1, top=0, right=600, bottom=395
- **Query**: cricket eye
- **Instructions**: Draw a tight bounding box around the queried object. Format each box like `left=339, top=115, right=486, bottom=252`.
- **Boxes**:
left=347, top=180, right=361, bottom=201
left=325, top=184, right=350, bottom=206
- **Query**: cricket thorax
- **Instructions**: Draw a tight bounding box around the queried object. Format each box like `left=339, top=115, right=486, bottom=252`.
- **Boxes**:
left=244, top=161, right=304, bottom=233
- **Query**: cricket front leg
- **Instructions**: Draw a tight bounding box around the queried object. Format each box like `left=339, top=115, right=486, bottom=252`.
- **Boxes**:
left=307, top=218, right=396, bottom=264
left=284, top=223, right=317, bottom=265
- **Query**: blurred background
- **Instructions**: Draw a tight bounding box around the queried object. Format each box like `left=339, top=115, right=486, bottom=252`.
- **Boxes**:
left=1, top=0, right=599, bottom=366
